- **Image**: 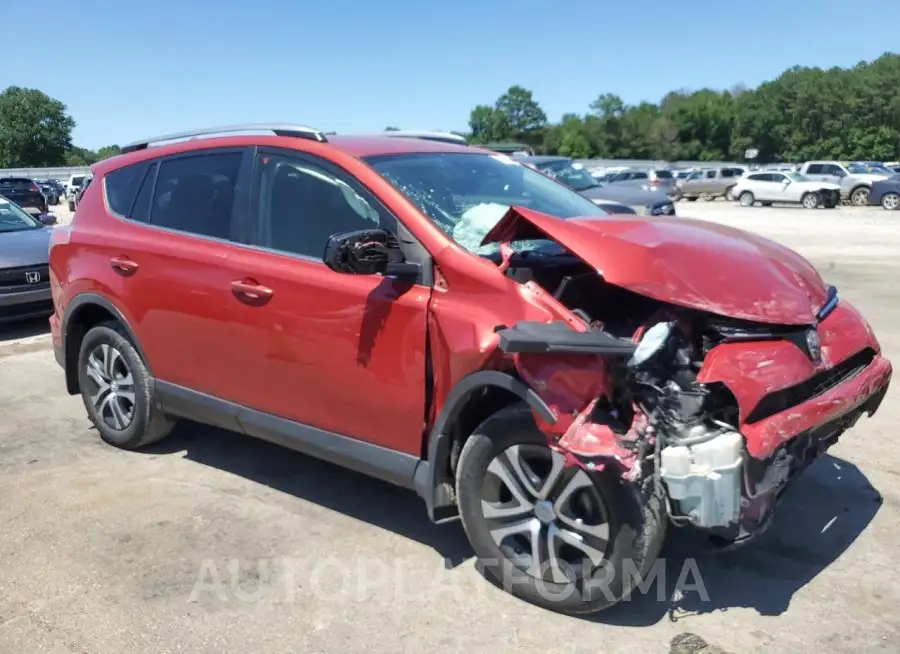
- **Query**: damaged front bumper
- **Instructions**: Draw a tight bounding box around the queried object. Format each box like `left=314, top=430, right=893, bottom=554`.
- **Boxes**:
left=697, top=301, right=892, bottom=460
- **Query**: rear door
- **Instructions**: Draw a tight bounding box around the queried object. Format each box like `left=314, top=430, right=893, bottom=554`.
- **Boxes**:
left=98, top=147, right=257, bottom=402
left=222, top=147, right=432, bottom=455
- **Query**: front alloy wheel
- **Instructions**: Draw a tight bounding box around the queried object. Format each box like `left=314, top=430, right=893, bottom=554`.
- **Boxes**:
left=882, top=193, right=899, bottom=211
left=455, top=405, right=666, bottom=615
left=482, top=445, right=610, bottom=584
left=851, top=187, right=870, bottom=206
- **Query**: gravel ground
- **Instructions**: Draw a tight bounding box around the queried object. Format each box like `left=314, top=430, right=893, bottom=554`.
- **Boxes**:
left=0, top=201, right=899, bottom=653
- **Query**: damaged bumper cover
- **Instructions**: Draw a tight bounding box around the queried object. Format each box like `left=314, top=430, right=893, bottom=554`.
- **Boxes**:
left=698, top=301, right=892, bottom=460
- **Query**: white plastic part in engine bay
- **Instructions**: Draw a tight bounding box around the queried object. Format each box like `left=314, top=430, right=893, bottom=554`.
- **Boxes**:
left=660, top=427, right=744, bottom=528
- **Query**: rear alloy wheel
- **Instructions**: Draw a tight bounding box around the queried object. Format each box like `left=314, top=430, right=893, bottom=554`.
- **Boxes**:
left=882, top=192, right=900, bottom=211
left=801, top=192, right=819, bottom=209
left=739, top=191, right=755, bottom=207
left=851, top=187, right=870, bottom=206
left=456, top=405, right=665, bottom=615
left=77, top=323, right=175, bottom=449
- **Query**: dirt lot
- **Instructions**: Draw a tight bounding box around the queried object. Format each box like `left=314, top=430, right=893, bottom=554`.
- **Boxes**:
left=1, top=202, right=899, bottom=653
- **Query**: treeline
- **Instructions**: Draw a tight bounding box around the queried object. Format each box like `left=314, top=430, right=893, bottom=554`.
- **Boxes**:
left=5, top=52, right=900, bottom=169
left=0, top=86, right=120, bottom=168
left=466, top=53, right=900, bottom=163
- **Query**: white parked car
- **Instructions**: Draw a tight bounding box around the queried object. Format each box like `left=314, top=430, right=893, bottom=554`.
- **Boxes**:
left=731, top=171, right=842, bottom=209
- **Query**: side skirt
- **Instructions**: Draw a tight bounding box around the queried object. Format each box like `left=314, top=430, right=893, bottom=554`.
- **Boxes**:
left=154, top=380, right=425, bottom=492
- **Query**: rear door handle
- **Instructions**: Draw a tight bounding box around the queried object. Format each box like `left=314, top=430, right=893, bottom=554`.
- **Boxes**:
left=110, top=256, right=139, bottom=276
left=231, top=278, right=273, bottom=303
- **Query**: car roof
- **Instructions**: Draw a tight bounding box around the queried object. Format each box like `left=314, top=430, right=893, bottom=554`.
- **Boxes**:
left=91, top=132, right=485, bottom=176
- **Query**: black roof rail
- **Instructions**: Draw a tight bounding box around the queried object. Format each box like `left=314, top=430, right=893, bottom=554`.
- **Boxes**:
left=120, top=123, right=328, bottom=154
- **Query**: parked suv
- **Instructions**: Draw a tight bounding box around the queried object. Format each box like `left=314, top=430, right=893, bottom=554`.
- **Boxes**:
left=673, top=166, right=746, bottom=201
left=798, top=161, right=891, bottom=206
left=731, top=171, right=841, bottom=209
left=605, top=168, right=676, bottom=194
left=49, top=125, right=892, bottom=616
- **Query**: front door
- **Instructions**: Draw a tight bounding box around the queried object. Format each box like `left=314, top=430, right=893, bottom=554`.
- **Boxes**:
left=224, top=148, right=432, bottom=455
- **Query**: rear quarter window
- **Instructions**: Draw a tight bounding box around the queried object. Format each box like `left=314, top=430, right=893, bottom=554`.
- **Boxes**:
left=105, top=162, right=151, bottom=216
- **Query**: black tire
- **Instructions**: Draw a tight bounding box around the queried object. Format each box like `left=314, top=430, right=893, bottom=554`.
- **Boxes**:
left=77, top=322, right=174, bottom=450
left=739, top=191, right=755, bottom=207
left=455, top=405, right=666, bottom=615
left=881, top=192, right=900, bottom=211
left=685, top=196, right=697, bottom=202
left=850, top=186, right=869, bottom=206
left=801, top=192, right=819, bottom=209
left=67, top=200, right=75, bottom=212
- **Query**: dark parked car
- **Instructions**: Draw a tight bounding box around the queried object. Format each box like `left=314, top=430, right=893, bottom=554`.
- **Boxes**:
left=515, top=155, right=675, bottom=215
left=48, top=124, right=891, bottom=616
left=869, top=178, right=900, bottom=211
left=0, top=196, right=57, bottom=323
left=39, top=181, right=61, bottom=205
left=0, top=177, right=48, bottom=215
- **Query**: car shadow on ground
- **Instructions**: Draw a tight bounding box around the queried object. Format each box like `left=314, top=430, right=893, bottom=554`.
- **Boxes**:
left=144, top=425, right=881, bottom=624
left=595, top=453, right=882, bottom=626
left=144, top=421, right=475, bottom=566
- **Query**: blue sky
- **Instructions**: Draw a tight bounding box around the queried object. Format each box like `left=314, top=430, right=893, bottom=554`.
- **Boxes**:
left=5, top=0, right=897, bottom=150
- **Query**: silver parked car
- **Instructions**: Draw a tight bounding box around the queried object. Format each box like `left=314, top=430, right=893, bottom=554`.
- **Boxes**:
left=515, top=156, right=676, bottom=215
left=798, top=161, right=891, bottom=206
left=0, top=196, right=57, bottom=323
left=605, top=168, right=677, bottom=195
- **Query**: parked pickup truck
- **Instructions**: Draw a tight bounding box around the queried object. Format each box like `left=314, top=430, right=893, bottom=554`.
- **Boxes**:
left=798, top=161, right=892, bottom=206
left=672, top=166, right=746, bottom=201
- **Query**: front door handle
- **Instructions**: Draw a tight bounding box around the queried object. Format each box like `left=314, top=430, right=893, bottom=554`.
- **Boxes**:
left=231, top=278, right=273, bottom=304
left=110, top=256, right=139, bottom=276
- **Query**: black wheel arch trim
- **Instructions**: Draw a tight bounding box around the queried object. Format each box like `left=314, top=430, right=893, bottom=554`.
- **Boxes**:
left=61, top=293, right=150, bottom=393
left=414, top=370, right=557, bottom=524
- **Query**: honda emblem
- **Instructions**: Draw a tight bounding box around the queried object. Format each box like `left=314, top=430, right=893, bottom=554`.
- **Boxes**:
left=25, top=271, right=41, bottom=284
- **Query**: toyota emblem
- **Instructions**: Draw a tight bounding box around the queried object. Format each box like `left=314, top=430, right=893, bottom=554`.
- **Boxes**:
left=806, top=328, right=822, bottom=362
left=25, top=271, right=41, bottom=284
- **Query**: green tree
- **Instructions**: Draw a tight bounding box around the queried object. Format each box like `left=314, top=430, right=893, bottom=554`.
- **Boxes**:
left=0, top=86, right=75, bottom=167
left=95, top=145, right=122, bottom=161
left=468, top=52, right=900, bottom=162
left=468, top=104, right=510, bottom=143
left=495, top=85, right=547, bottom=135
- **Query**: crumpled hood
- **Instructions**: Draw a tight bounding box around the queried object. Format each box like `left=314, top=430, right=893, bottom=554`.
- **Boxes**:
left=0, top=228, right=52, bottom=268
left=482, top=206, right=828, bottom=325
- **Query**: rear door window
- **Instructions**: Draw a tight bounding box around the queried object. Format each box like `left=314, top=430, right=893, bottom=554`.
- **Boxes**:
left=105, top=162, right=151, bottom=216
left=805, top=164, right=824, bottom=174
left=149, top=151, right=243, bottom=239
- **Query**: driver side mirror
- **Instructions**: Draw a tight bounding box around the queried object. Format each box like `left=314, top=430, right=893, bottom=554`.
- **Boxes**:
left=38, top=213, right=57, bottom=226
left=323, top=228, right=420, bottom=281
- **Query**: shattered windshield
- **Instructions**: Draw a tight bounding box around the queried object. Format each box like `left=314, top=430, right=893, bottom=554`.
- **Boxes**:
left=365, top=152, right=607, bottom=255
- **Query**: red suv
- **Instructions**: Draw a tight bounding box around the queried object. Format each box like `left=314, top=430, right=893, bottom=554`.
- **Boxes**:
left=48, top=125, right=892, bottom=615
